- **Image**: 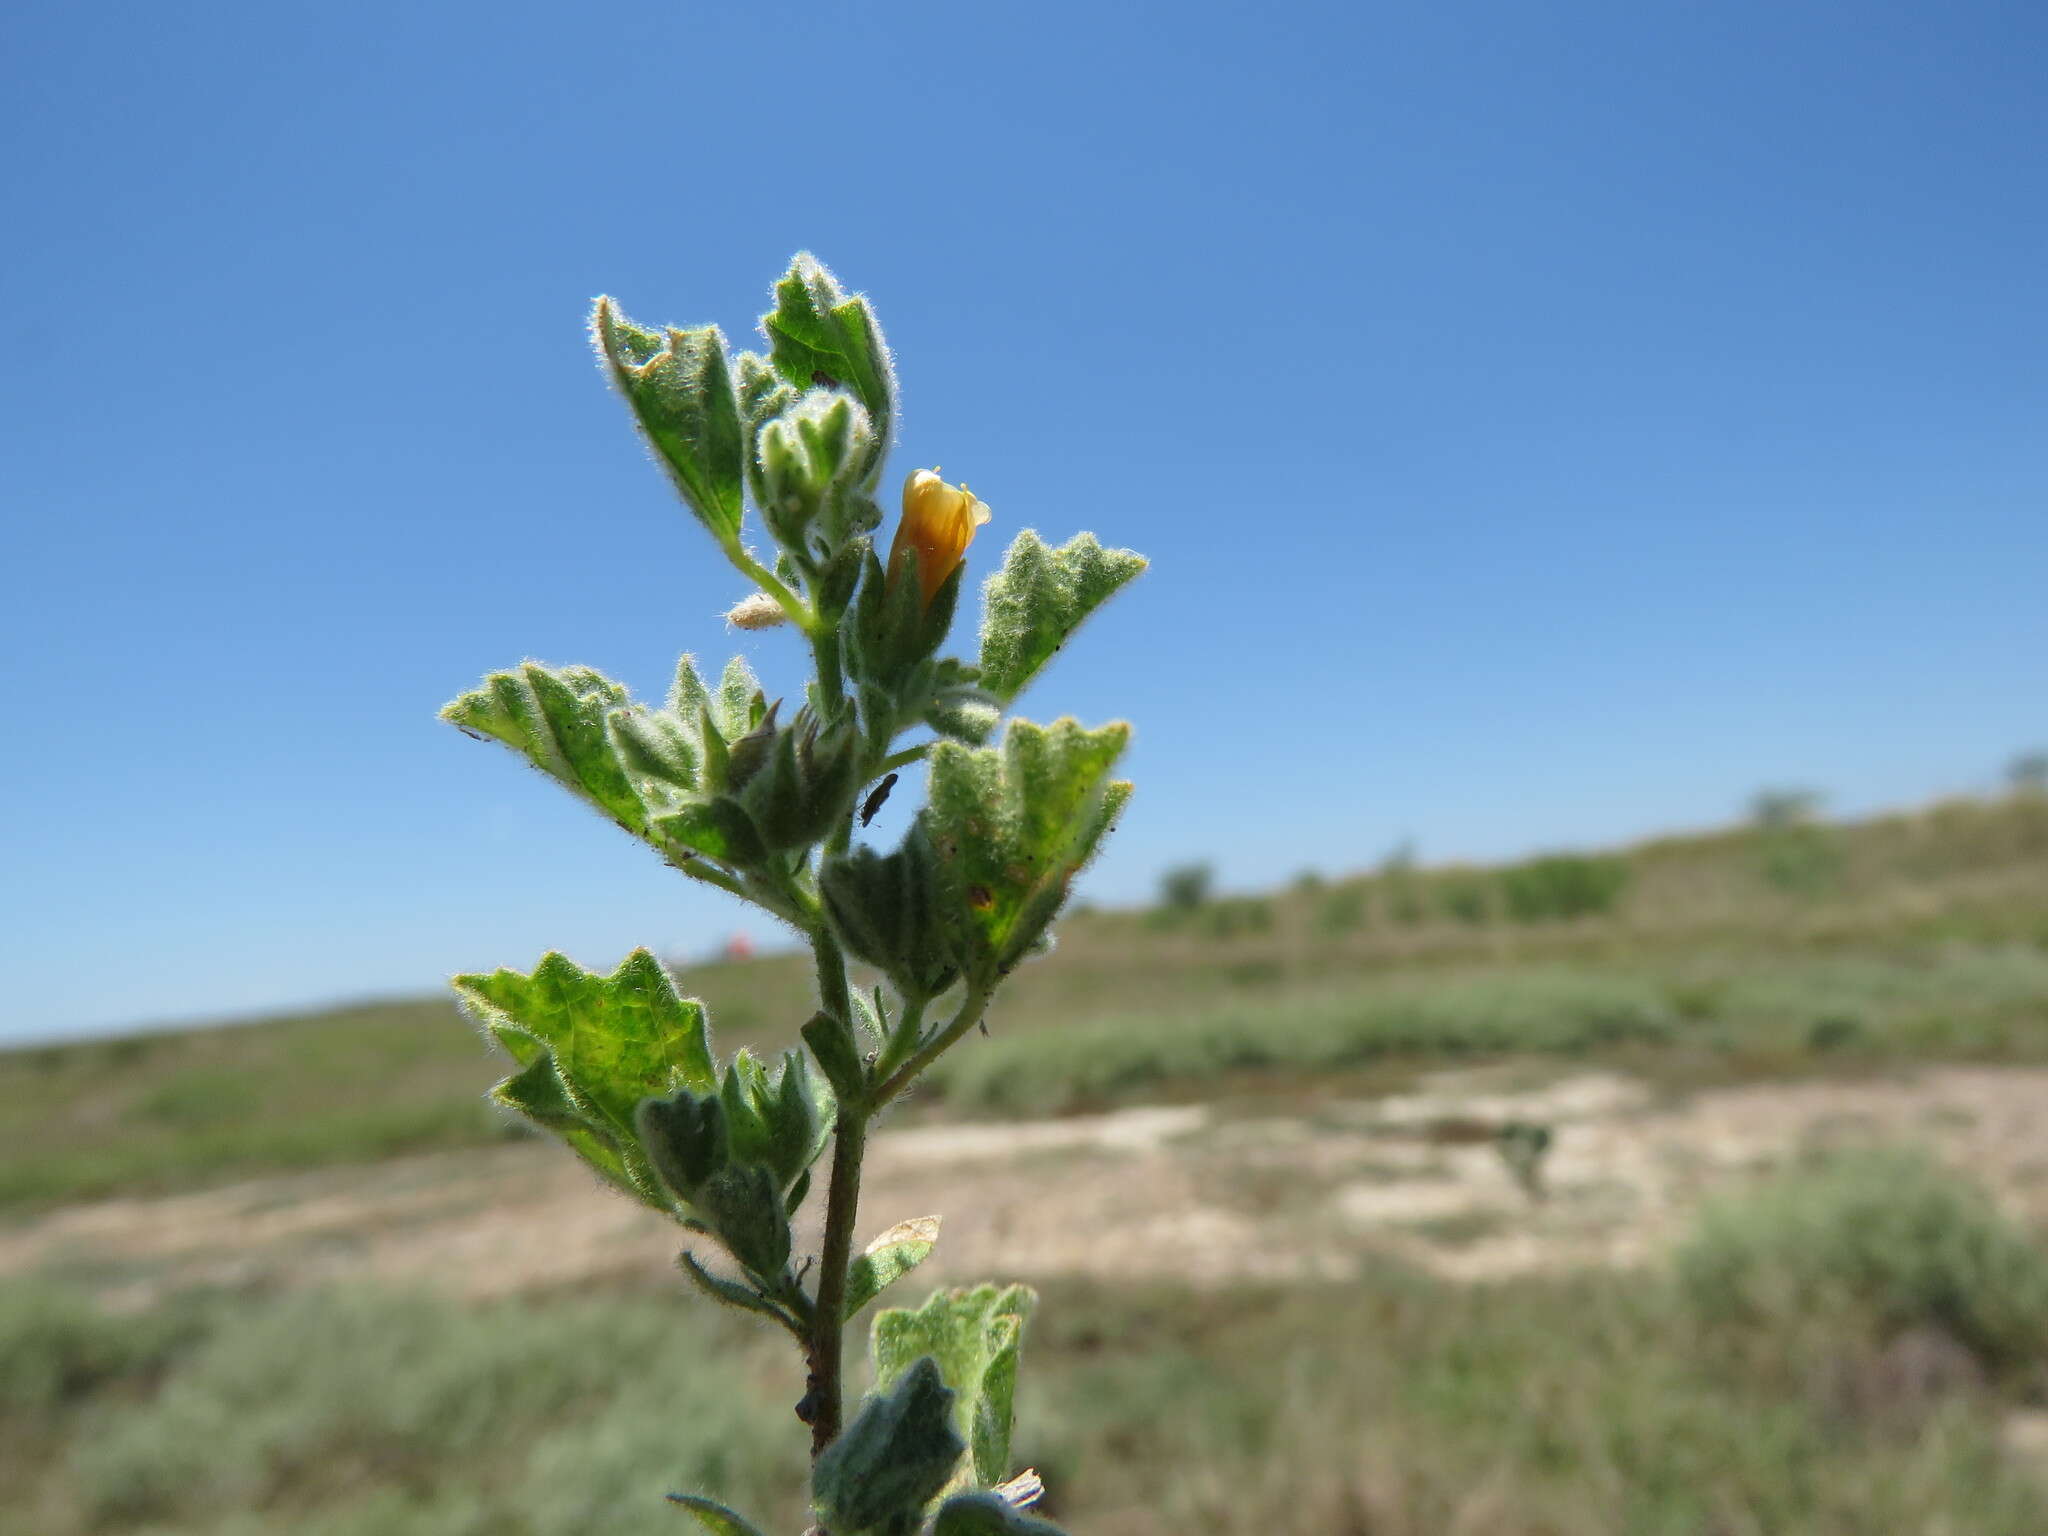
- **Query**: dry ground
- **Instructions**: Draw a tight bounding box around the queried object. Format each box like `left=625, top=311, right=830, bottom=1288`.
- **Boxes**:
left=10, top=1064, right=2048, bottom=1308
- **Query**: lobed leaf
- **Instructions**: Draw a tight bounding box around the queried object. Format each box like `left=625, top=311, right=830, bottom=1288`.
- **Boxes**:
left=760, top=253, right=895, bottom=466
left=592, top=300, right=745, bottom=541
left=872, top=1284, right=1037, bottom=1494
left=454, top=950, right=719, bottom=1210
left=442, top=662, right=644, bottom=832
left=978, top=530, right=1146, bottom=703
left=922, top=718, right=1132, bottom=978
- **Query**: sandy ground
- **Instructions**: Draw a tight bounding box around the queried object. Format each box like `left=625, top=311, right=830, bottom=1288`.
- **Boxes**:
left=8, top=1065, right=2048, bottom=1306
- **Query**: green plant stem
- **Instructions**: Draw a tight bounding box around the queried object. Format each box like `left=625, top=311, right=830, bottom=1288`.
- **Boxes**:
left=875, top=742, right=931, bottom=774
left=872, top=981, right=996, bottom=1105
left=811, top=924, right=854, bottom=1032
left=811, top=626, right=848, bottom=719
left=874, top=993, right=928, bottom=1082
left=807, top=1105, right=867, bottom=1458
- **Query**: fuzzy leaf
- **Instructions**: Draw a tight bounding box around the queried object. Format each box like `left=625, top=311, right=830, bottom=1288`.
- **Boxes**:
left=666, top=1493, right=771, bottom=1536
left=676, top=1251, right=795, bottom=1330
left=844, top=1216, right=942, bottom=1321
left=604, top=705, right=699, bottom=806
left=873, top=1284, right=1037, bottom=1494
left=593, top=300, right=745, bottom=541
left=922, top=718, right=1132, bottom=977
left=760, top=253, right=895, bottom=464
left=978, top=531, right=1146, bottom=703
left=491, top=1050, right=640, bottom=1199
left=455, top=949, right=716, bottom=1141
left=649, top=800, right=767, bottom=867
left=443, top=662, right=645, bottom=832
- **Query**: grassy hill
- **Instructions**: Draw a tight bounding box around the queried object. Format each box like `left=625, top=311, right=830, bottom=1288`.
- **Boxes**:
left=6, top=792, right=2046, bottom=1209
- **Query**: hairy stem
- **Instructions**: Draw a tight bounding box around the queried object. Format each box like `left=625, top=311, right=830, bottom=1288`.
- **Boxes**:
left=872, top=980, right=996, bottom=1106
left=874, top=992, right=927, bottom=1083
left=811, top=923, right=855, bottom=1032
left=875, top=741, right=931, bottom=775
left=811, top=625, right=848, bottom=720
left=808, top=1106, right=867, bottom=1457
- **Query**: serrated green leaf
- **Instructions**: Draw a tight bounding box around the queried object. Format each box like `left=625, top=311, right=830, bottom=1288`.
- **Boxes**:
left=873, top=1284, right=1036, bottom=1494
left=455, top=949, right=716, bottom=1141
left=922, top=719, right=1131, bottom=977
left=932, top=1491, right=1067, bottom=1536
left=978, top=530, right=1146, bottom=702
left=442, top=662, right=646, bottom=832
left=490, top=1050, right=641, bottom=1200
left=813, top=1356, right=962, bottom=1534
left=844, top=1215, right=941, bottom=1321
left=593, top=300, right=745, bottom=541
left=666, top=1492, right=771, bottom=1536
left=760, top=255, right=895, bottom=469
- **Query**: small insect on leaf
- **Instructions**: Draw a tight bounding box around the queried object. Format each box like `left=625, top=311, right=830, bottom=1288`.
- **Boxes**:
left=859, top=772, right=899, bottom=827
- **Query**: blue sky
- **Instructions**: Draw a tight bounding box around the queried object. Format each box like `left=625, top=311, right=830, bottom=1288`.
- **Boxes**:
left=3, top=1, right=2043, bottom=1042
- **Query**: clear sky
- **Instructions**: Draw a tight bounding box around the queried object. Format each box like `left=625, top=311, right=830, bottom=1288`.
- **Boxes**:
left=3, top=1, right=2043, bottom=1043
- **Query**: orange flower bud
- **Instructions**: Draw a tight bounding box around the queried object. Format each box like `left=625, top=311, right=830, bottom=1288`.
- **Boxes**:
left=889, top=468, right=991, bottom=608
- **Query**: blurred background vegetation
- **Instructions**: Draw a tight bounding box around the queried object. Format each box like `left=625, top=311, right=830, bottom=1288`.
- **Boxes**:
left=7, top=773, right=2048, bottom=1532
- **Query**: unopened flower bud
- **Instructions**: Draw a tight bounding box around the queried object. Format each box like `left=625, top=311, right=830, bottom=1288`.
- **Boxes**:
left=724, top=593, right=788, bottom=630
left=889, top=468, right=990, bottom=608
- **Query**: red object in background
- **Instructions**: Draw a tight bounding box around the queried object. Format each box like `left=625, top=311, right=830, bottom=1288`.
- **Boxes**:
left=722, top=933, right=755, bottom=961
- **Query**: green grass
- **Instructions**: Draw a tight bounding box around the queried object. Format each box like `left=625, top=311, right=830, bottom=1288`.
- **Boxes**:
left=5, top=792, right=2046, bottom=1207
left=12, top=1163, right=2048, bottom=1536
left=1678, top=1146, right=2048, bottom=1370
left=931, top=944, right=2048, bottom=1113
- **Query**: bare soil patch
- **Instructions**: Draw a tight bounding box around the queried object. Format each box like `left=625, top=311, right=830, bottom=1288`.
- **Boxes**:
left=9, top=1066, right=2047, bottom=1303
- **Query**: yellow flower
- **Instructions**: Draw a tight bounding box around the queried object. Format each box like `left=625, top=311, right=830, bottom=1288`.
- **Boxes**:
left=889, top=468, right=991, bottom=608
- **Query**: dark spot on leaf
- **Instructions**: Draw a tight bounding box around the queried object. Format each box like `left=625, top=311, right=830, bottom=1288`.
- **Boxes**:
left=812, top=370, right=841, bottom=390
left=968, top=885, right=994, bottom=909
